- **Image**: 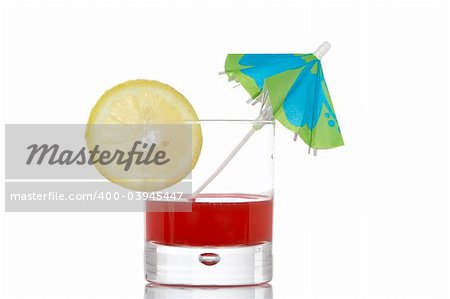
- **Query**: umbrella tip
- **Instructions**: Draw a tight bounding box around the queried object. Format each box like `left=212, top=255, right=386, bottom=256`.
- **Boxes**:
left=314, top=41, right=332, bottom=60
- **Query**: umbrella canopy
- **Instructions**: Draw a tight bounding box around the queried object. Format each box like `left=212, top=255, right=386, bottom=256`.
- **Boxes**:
left=224, top=43, right=344, bottom=150
left=194, top=43, right=344, bottom=194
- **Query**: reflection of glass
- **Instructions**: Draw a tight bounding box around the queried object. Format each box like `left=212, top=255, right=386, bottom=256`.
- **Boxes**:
left=145, top=120, right=274, bottom=286
left=145, top=283, right=273, bottom=299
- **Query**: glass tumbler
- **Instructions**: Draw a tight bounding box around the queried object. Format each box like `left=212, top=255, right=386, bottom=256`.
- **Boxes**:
left=145, top=120, right=274, bottom=286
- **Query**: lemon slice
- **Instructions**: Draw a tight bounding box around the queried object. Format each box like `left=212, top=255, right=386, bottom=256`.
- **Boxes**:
left=86, top=80, right=202, bottom=191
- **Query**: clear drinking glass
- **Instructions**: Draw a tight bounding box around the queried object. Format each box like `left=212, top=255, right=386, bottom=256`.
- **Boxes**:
left=145, top=120, right=274, bottom=286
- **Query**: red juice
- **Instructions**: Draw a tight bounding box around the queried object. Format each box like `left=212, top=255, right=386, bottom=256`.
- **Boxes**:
left=146, top=194, right=273, bottom=246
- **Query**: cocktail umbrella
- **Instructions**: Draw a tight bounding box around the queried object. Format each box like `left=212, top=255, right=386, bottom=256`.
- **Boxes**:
left=224, top=41, right=344, bottom=152
left=194, top=42, right=343, bottom=194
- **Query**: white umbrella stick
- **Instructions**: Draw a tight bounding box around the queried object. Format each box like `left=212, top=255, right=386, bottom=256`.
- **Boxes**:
left=192, top=127, right=256, bottom=196
left=307, top=41, right=331, bottom=155
left=314, top=41, right=331, bottom=59
left=192, top=92, right=270, bottom=197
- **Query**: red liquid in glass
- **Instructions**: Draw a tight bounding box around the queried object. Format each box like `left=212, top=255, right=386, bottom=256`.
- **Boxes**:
left=146, top=194, right=273, bottom=246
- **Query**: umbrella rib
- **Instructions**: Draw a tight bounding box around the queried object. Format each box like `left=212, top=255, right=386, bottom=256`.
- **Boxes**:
left=308, top=62, right=321, bottom=155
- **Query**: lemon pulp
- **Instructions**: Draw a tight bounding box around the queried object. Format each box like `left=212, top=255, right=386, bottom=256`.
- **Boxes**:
left=86, top=80, right=202, bottom=191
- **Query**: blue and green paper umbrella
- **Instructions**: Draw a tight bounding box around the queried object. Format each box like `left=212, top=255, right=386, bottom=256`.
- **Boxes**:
left=194, top=42, right=343, bottom=194
left=224, top=41, right=344, bottom=152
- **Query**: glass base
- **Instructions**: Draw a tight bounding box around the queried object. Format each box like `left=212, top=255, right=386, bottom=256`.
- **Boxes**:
left=145, top=283, right=273, bottom=299
left=145, top=241, right=272, bottom=286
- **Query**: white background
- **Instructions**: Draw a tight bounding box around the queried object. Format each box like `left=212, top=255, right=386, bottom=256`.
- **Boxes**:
left=1, top=0, right=449, bottom=298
